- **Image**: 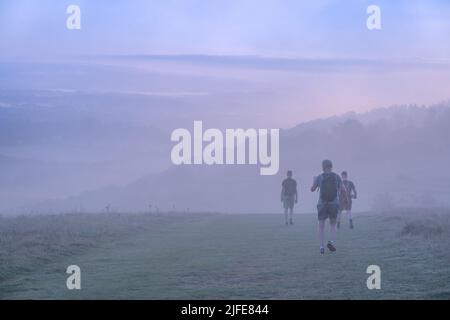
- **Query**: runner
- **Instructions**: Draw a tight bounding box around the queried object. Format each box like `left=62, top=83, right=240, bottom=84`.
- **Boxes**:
left=281, top=170, right=298, bottom=226
left=338, top=171, right=357, bottom=229
left=311, top=160, right=346, bottom=254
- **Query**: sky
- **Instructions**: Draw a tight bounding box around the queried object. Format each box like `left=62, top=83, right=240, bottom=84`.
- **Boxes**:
left=0, top=0, right=450, bottom=125
left=1, top=0, right=450, bottom=61
left=1, top=0, right=450, bottom=211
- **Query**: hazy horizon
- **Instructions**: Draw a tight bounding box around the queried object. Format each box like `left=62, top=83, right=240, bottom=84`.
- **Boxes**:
left=1, top=54, right=450, bottom=127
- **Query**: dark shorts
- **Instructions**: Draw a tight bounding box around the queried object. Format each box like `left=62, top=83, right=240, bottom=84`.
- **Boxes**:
left=340, top=199, right=352, bottom=211
left=283, top=195, right=295, bottom=209
left=317, top=203, right=339, bottom=221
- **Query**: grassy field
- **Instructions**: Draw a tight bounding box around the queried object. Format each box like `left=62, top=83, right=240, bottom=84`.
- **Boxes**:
left=1, top=209, right=450, bottom=299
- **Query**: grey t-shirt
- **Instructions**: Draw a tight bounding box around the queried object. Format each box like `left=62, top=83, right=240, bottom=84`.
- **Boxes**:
left=313, top=172, right=342, bottom=206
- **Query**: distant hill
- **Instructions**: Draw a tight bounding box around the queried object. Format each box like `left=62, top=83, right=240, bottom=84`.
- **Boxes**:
left=286, top=101, right=450, bottom=134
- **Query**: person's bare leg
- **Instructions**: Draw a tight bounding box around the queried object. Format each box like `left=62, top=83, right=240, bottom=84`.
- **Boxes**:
left=319, top=219, right=326, bottom=249
left=289, top=207, right=293, bottom=225
left=329, top=218, right=337, bottom=243
left=346, top=210, right=352, bottom=220
left=284, top=208, right=289, bottom=225
left=347, top=210, right=354, bottom=229
left=337, top=210, right=342, bottom=229
left=326, top=218, right=337, bottom=252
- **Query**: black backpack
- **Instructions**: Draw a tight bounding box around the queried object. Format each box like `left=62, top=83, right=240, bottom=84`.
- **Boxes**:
left=283, top=178, right=297, bottom=196
left=320, top=173, right=338, bottom=202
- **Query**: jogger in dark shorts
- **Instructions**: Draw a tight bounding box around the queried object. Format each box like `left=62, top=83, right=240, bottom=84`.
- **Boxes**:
left=281, top=170, right=298, bottom=226
left=311, top=160, right=346, bottom=254
left=318, top=203, right=339, bottom=221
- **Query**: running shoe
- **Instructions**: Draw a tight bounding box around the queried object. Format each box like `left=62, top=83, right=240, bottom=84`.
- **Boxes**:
left=327, top=241, right=337, bottom=252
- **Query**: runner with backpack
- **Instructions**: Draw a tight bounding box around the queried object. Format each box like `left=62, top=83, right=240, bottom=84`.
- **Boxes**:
left=311, top=160, right=347, bottom=254
left=281, top=170, right=298, bottom=226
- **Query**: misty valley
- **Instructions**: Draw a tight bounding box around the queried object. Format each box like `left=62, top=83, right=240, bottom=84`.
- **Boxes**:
left=1, top=84, right=450, bottom=214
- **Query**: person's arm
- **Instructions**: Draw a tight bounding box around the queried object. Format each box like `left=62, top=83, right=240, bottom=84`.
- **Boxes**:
left=281, top=185, right=285, bottom=202
left=352, top=182, right=357, bottom=199
left=295, top=182, right=298, bottom=203
left=340, top=184, right=349, bottom=201
left=337, top=176, right=348, bottom=200
left=311, top=176, right=319, bottom=192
